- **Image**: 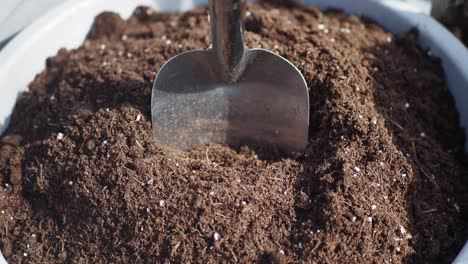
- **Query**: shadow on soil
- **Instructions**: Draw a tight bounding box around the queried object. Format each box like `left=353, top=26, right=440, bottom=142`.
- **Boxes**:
left=285, top=31, right=468, bottom=263
left=364, top=36, right=468, bottom=263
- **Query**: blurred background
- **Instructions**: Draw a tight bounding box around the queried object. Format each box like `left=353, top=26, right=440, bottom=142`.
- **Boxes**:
left=0, top=0, right=466, bottom=50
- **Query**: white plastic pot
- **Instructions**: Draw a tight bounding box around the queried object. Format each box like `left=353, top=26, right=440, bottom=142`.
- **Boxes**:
left=0, top=0, right=467, bottom=263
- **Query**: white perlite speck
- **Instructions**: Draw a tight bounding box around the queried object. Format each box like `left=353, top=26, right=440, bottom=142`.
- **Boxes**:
left=57, top=133, right=64, bottom=140
left=159, top=200, right=165, bottom=207
left=136, top=114, right=142, bottom=122
left=402, top=173, right=407, bottom=178
left=399, top=225, right=407, bottom=235
left=354, top=166, right=361, bottom=172
left=213, top=232, right=221, bottom=241
left=100, top=44, right=106, bottom=50
left=420, top=132, right=426, bottom=137
left=68, top=181, right=73, bottom=186
left=23, top=253, right=28, bottom=257
left=367, top=217, right=373, bottom=223
left=351, top=216, right=357, bottom=222
left=146, top=208, right=151, bottom=213
left=404, top=102, right=410, bottom=109
left=279, top=250, right=285, bottom=255
left=121, top=35, right=128, bottom=41
left=371, top=205, right=377, bottom=210
left=317, top=24, right=325, bottom=30
left=340, top=28, right=351, bottom=34
left=135, top=140, right=144, bottom=150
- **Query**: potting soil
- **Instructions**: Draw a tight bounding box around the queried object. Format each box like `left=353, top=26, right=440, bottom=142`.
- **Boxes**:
left=1, top=1, right=467, bottom=263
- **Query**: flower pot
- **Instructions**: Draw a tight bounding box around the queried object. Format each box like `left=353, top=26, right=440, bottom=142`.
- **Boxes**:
left=0, top=0, right=467, bottom=262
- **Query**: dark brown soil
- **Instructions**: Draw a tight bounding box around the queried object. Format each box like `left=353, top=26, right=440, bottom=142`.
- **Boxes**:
left=1, top=1, right=467, bottom=263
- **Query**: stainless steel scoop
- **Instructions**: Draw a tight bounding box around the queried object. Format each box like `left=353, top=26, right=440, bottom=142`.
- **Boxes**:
left=151, top=0, right=309, bottom=152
